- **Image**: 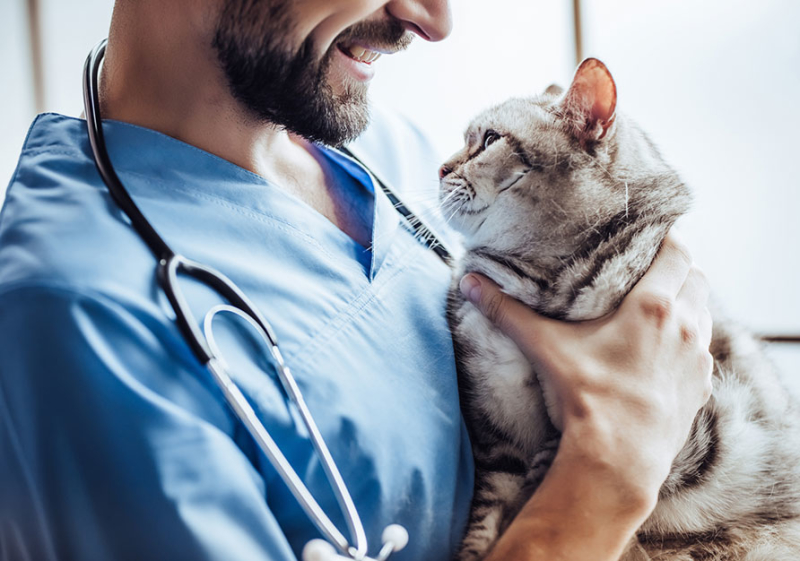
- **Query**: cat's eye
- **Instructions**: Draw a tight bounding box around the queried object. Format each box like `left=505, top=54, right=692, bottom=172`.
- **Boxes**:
left=483, top=130, right=501, bottom=149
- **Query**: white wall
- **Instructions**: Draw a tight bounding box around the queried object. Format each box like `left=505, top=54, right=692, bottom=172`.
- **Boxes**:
left=370, top=0, right=576, bottom=159
left=0, top=0, right=115, bottom=200
left=581, top=0, right=800, bottom=336
left=0, top=0, right=37, bottom=201
left=37, top=0, right=115, bottom=116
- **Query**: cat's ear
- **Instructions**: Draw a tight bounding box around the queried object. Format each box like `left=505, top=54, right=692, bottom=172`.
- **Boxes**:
left=558, top=58, right=617, bottom=147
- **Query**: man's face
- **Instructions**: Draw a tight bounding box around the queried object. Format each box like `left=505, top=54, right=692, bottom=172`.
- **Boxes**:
left=213, top=0, right=447, bottom=146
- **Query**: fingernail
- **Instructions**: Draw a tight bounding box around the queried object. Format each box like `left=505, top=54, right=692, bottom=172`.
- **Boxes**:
left=460, top=274, right=481, bottom=303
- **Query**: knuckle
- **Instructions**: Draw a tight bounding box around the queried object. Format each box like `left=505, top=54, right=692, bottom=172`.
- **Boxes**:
left=484, top=292, right=506, bottom=327
left=680, top=324, right=699, bottom=346
left=637, top=292, right=675, bottom=325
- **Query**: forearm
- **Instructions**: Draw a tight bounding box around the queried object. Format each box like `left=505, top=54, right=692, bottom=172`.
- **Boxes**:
left=484, top=430, right=656, bottom=561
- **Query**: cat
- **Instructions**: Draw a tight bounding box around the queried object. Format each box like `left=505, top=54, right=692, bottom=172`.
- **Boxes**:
left=441, top=58, right=800, bottom=560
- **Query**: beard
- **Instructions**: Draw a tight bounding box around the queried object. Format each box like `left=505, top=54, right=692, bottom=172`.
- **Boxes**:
left=212, top=1, right=412, bottom=146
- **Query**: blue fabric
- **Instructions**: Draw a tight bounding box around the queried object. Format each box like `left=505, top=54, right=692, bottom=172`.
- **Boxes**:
left=0, top=111, right=472, bottom=561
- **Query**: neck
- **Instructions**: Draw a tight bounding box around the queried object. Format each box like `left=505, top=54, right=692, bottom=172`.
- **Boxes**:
left=99, top=1, right=314, bottom=185
left=98, top=1, right=376, bottom=249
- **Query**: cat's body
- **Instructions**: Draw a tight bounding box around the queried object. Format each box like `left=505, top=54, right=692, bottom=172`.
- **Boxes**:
left=442, top=59, right=800, bottom=560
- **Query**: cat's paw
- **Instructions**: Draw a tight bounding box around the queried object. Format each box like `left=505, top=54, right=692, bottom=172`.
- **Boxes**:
left=524, top=439, right=559, bottom=491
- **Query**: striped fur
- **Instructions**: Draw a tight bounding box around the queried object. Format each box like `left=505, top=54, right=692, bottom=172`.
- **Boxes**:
left=443, top=60, right=800, bottom=560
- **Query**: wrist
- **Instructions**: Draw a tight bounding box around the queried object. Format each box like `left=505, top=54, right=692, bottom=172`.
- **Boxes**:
left=554, top=428, right=660, bottom=520
left=485, top=429, right=658, bottom=561
left=560, top=414, right=672, bottom=506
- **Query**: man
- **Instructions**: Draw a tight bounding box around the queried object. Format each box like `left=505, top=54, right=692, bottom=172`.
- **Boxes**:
left=0, top=1, right=712, bottom=559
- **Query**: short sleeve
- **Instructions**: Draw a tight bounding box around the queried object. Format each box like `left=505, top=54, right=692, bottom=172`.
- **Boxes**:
left=0, top=284, right=299, bottom=561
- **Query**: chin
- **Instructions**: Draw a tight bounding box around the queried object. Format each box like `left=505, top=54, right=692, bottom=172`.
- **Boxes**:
left=327, top=62, right=370, bottom=96
left=448, top=213, right=483, bottom=240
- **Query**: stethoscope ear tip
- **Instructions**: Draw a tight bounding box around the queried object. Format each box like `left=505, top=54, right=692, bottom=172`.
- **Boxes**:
left=381, top=525, right=409, bottom=552
left=302, top=539, right=340, bottom=561
left=301, top=524, right=409, bottom=561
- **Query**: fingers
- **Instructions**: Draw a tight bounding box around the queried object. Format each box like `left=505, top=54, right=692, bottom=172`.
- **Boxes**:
left=676, top=264, right=712, bottom=346
left=676, top=265, right=710, bottom=314
left=693, top=303, right=715, bottom=404
left=629, top=233, right=693, bottom=302
left=698, top=306, right=713, bottom=349
left=672, top=263, right=714, bottom=409
left=459, top=273, right=559, bottom=357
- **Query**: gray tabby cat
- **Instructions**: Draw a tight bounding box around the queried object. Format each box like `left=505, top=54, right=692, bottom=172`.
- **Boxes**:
left=441, top=58, right=800, bottom=560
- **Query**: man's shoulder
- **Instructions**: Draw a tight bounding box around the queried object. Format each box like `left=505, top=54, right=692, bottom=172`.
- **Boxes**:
left=0, top=113, right=156, bottom=303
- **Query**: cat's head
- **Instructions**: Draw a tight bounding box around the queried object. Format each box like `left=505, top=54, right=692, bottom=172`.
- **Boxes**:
left=439, top=58, right=691, bottom=271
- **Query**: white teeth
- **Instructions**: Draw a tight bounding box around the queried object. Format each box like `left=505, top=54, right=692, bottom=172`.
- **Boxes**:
left=349, top=45, right=368, bottom=60
left=345, top=44, right=380, bottom=63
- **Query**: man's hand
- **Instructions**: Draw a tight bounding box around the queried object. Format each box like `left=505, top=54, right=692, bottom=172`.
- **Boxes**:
left=459, top=232, right=713, bottom=560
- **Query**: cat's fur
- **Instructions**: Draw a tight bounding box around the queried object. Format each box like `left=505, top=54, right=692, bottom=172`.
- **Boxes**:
left=441, top=58, right=800, bottom=560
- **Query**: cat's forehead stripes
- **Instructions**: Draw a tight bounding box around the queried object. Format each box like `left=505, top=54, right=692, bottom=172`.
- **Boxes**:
left=470, top=97, right=557, bottom=138
left=446, top=83, right=692, bottom=270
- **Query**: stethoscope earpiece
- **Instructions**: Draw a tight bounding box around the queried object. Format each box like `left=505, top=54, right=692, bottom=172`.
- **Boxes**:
left=302, top=539, right=339, bottom=561
left=302, top=524, right=409, bottom=561
left=381, top=525, right=409, bottom=553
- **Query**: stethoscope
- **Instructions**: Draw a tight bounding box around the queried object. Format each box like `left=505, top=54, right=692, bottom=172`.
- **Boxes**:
left=83, top=39, right=452, bottom=561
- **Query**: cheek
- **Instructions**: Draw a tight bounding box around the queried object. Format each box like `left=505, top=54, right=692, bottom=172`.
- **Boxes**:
left=465, top=162, right=504, bottom=199
left=475, top=201, right=531, bottom=238
left=302, top=0, right=390, bottom=53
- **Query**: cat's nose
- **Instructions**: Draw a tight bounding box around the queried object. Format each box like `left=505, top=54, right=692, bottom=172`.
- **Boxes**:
left=438, top=164, right=453, bottom=179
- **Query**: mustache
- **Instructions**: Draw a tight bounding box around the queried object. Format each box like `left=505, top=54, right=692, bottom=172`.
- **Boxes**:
left=333, top=18, right=415, bottom=53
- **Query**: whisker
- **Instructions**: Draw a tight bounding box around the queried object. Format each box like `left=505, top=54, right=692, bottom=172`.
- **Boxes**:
left=624, top=181, right=629, bottom=219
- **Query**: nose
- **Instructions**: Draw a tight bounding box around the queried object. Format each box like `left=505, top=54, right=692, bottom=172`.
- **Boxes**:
left=386, top=0, right=452, bottom=42
left=438, top=163, right=452, bottom=179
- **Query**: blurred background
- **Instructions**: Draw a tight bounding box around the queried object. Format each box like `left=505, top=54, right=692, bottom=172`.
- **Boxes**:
left=1, top=0, right=798, bottom=382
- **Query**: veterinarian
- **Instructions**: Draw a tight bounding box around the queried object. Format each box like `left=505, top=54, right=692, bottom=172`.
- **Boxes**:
left=0, top=1, right=713, bottom=559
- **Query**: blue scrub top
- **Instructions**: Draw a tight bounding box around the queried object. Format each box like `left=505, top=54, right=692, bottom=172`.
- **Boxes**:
left=0, top=110, right=473, bottom=560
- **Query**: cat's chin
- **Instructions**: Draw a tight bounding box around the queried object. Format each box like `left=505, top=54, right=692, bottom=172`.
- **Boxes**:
left=446, top=216, right=483, bottom=240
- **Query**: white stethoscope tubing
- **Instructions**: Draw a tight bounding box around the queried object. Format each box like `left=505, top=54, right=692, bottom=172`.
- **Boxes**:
left=203, top=305, right=367, bottom=558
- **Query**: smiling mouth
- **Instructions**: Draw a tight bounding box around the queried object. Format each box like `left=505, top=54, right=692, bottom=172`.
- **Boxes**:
left=338, top=43, right=383, bottom=64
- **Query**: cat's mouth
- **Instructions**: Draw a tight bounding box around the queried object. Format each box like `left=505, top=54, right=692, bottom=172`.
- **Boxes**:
left=457, top=204, right=489, bottom=216
left=440, top=183, right=489, bottom=221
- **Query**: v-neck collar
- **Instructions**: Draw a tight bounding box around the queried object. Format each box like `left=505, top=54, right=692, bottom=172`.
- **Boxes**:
left=61, top=114, right=402, bottom=282
left=323, top=147, right=399, bottom=281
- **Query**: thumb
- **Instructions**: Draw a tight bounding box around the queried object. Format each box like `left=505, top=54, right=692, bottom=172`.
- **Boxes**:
left=460, top=273, right=559, bottom=359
